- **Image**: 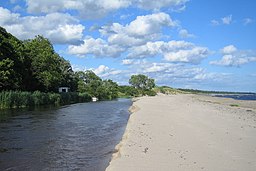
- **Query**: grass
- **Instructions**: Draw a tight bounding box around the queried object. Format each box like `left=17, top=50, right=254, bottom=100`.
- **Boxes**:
left=230, top=104, right=239, bottom=107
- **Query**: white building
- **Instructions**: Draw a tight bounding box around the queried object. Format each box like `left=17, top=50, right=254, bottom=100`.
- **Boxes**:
left=92, top=97, right=98, bottom=102
left=58, top=87, right=69, bottom=93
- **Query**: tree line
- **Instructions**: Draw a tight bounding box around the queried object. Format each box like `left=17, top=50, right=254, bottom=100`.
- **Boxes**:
left=0, top=26, right=156, bottom=107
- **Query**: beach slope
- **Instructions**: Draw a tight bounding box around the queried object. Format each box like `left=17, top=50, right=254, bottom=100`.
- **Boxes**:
left=106, top=94, right=256, bottom=171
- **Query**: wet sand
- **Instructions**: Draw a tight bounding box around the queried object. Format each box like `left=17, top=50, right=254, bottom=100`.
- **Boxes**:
left=106, top=94, right=256, bottom=171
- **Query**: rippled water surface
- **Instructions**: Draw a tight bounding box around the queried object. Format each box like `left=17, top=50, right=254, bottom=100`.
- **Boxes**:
left=0, top=98, right=131, bottom=171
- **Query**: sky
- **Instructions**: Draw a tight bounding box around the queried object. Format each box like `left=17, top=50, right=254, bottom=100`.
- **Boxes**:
left=0, top=0, right=256, bottom=92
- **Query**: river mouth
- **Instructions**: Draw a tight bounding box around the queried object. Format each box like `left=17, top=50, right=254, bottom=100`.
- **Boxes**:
left=0, top=98, right=132, bottom=171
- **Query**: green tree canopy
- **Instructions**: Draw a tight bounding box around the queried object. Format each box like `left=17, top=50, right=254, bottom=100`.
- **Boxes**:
left=1, top=27, right=78, bottom=92
left=0, top=27, right=24, bottom=90
left=129, top=74, right=155, bottom=90
left=76, top=70, right=119, bottom=100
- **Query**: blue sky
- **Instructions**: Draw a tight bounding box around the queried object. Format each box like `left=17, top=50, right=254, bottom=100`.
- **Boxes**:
left=1, top=0, right=256, bottom=92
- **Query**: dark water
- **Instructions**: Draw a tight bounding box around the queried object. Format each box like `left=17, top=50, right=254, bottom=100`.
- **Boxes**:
left=214, top=94, right=256, bottom=100
left=0, top=98, right=132, bottom=171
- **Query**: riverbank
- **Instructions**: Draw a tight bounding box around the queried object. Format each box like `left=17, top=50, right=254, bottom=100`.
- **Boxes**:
left=106, top=94, right=256, bottom=171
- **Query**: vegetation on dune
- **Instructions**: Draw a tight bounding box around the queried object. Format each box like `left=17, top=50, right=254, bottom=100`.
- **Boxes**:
left=153, top=86, right=184, bottom=94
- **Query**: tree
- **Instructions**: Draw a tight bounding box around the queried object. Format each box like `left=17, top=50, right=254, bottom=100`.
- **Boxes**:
left=23, top=36, right=63, bottom=92
left=0, top=26, right=24, bottom=90
left=129, top=74, right=155, bottom=90
left=76, top=70, right=119, bottom=100
left=59, top=57, right=78, bottom=92
left=76, top=70, right=102, bottom=97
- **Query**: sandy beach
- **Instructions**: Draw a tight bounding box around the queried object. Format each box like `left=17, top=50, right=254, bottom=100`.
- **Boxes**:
left=106, top=94, right=256, bottom=171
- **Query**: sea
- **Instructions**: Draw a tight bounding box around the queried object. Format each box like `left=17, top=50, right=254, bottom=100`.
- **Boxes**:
left=213, top=93, right=256, bottom=101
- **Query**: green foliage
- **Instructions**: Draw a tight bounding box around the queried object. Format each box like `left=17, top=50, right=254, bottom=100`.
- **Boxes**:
left=153, top=86, right=183, bottom=94
left=128, top=74, right=156, bottom=96
left=230, top=104, right=239, bottom=107
left=0, top=27, right=78, bottom=92
left=0, top=27, right=24, bottom=90
left=76, top=70, right=119, bottom=100
left=0, top=91, right=91, bottom=109
left=118, top=85, right=140, bottom=97
left=144, top=90, right=157, bottom=96
left=129, top=74, right=155, bottom=90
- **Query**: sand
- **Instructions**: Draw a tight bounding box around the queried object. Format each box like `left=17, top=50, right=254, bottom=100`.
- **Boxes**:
left=106, top=94, right=256, bottom=171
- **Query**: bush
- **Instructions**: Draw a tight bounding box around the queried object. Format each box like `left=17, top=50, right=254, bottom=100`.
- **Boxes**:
left=145, top=90, right=157, bottom=96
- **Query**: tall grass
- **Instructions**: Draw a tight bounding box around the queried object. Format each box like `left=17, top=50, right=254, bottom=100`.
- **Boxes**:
left=0, top=91, right=91, bottom=109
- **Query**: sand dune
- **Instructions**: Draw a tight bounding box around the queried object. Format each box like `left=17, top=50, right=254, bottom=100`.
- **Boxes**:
left=106, top=94, right=256, bottom=171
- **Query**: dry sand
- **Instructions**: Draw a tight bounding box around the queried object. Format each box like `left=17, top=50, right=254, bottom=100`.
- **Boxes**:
left=106, top=94, right=256, bottom=171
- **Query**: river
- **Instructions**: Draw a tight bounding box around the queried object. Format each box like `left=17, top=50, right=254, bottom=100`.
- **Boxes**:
left=0, top=98, right=132, bottom=171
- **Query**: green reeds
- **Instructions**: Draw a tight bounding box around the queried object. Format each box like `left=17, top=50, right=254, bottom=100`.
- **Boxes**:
left=0, top=91, right=91, bottom=109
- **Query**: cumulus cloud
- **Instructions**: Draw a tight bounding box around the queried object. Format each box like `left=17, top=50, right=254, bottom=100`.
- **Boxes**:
left=68, top=37, right=125, bottom=57
left=210, top=55, right=256, bottom=67
left=24, top=0, right=188, bottom=19
left=210, top=45, right=256, bottom=67
left=126, top=40, right=209, bottom=64
left=221, top=45, right=237, bottom=54
left=123, top=60, right=227, bottom=87
left=100, top=12, right=178, bottom=47
left=164, top=47, right=209, bottom=64
left=178, top=29, right=195, bottom=38
left=0, top=7, right=84, bottom=44
left=127, top=40, right=193, bottom=58
left=25, top=0, right=130, bottom=19
left=92, top=65, right=122, bottom=78
left=69, top=12, right=180, bottom=58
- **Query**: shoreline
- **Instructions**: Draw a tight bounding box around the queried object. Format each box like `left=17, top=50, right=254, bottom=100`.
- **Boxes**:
left=106, top=94, right=256, bottom=171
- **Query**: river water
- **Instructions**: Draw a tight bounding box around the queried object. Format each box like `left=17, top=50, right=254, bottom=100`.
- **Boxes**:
left=0, top=98, right=132, bottom=171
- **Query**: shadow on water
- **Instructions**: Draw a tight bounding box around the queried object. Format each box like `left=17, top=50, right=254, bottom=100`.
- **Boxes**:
left=0, top=98, right=132, bottom=171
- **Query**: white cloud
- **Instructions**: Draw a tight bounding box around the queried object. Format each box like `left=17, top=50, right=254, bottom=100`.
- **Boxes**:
left=24, top=0, right=188, bottom=19
left=71, top=64, right=87, bottom=72
left=123, top=60, right=228, bottom=88
left=0, top=7, right=20, bottom=25
left=124, top=40, right=209, bottom=65
left=68, top=37, right=125, bottom=57
left=164, top=47, right=209, bottom=64
left=210, top=45, right=256, bottom=67
left=100, top=12, right=178, bottom=47
left=211, top=15, right=233, bottom=26
left=0, top=7, right=84, bottom=44
left=136, top=0, right=188, bottom=11
left=178, top=29, right=195, bottom=38
left=92, top=65, right=122, bottom=78
left=93, top=65, right=110, bottom=75
left=221, top=45, right=237, bottom=54
left=127, top=40, right=193, bottom=58
left=211, top=19, right=220, bottom=26
left=243, top=18, right=254, bottom=25
left=210, top=55, right=256, bottom=67
left=25, top=0, right=130, bottom=19
left=122, top=59, right=134, bottom=65
left=222, top=15, right=232, bottom=25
